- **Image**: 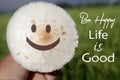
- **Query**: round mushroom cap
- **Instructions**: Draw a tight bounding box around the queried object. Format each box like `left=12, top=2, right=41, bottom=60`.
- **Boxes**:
left=6, top=2, right=78, bottom=72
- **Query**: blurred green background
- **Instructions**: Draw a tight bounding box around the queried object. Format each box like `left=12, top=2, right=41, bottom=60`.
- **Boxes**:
left=0, top=0, right=120, bottom=80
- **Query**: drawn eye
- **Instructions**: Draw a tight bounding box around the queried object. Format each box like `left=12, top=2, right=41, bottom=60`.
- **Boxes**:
left=31, top=24, right=36, bottom=32
left=46, top=24, right=51, bottom=33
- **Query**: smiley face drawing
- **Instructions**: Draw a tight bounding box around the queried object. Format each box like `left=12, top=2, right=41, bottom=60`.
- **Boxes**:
left=26, top=24, right=60, bottom=51
left=6, top=2, right=78, bottom=72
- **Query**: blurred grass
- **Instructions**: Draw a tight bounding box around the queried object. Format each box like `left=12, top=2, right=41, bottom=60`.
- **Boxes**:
left=0, top=13, right=11, bottom=59
left=0, top=6, right=120, bottom=80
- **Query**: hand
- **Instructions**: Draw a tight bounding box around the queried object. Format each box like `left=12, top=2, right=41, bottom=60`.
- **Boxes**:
left=0, top=55, right=59, bottom=80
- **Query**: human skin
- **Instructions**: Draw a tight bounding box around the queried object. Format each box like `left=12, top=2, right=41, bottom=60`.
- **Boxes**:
left=0, top=55, right=58, bottom=80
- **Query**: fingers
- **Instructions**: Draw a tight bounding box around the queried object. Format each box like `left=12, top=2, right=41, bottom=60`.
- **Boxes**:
left=28, top=70, right=59, bottom=80
left=45, top=70, right=60, bottom=80
left=45, top=74, right=56, bottom=80
left=0, top=55, right=28, bottom=80
left=28, top=72, right=47, bottom=80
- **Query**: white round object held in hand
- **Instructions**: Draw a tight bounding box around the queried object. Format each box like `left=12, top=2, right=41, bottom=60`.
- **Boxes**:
left=6, top=2, right=78, bottom=72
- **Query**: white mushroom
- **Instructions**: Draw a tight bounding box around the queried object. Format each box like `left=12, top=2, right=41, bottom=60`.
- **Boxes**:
left=6, top=2, right=78, bottom=72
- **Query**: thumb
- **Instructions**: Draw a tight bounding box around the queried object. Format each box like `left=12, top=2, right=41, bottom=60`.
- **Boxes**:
left=0, top=55, right=28, bottom=80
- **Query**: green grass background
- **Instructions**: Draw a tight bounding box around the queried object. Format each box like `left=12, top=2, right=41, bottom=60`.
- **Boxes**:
left=0, top=6, right=120, bottom=80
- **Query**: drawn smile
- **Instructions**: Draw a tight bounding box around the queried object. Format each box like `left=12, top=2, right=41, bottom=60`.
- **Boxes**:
left=26, top=37, right=60, bottom=51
